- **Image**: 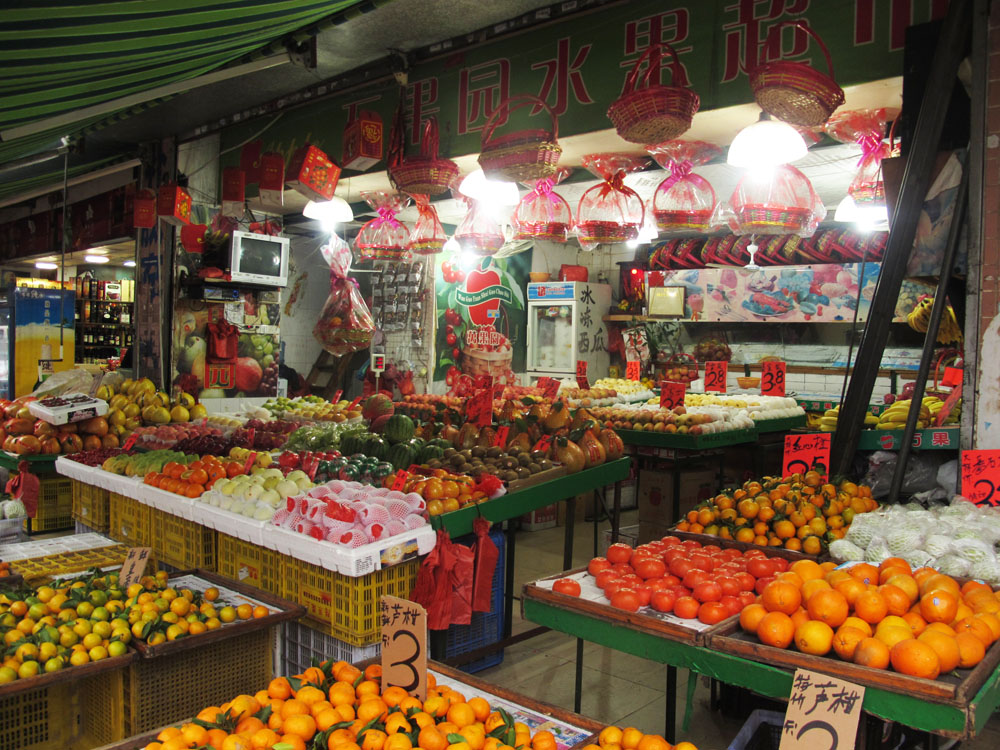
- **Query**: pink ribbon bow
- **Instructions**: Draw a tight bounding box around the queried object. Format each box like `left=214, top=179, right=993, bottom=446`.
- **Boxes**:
left=375, top=205, right=401, bottom=228
left=856, top=132, right=888, bottom=167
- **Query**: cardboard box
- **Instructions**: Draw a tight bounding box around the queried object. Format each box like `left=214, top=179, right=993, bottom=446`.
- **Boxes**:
left=156, top=184, right=192, bottom=225
left=638, top=465, right=718, bottom=527
left=221, top=167, right=245, bottom=217
left=343, top=110, right=383, bottom=171
left=285, top=144, right=340, bottom=201
left=133, top=189, right=156, bottom=228
left=521, top=504, right=557, bottom=531
left=638, top=520, right=674, bottom=544
left=602, top=524, right=640, bottom=553
left=259, top=153, right=285, bottom=205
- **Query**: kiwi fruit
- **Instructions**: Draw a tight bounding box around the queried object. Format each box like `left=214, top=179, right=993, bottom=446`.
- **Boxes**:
left=471, top=446, right=486, bottom=458
left=486, top=446, right=502, bottom=458
left=502, top=470, right=519, bottom=482
left=528, top=462, right=541, bottom=473
left=530, top=450, right=548, bottom=462
left=443, top=448, right=457, bottom=459
left=539, top=459, right=553, bottom=470
left=517, top=453, right=531, bottom=466
left=428, top=459, right=442, bottom=469
left=516, top=467, right=530, bottom=479
left=450, top=455, right=465, bottom=468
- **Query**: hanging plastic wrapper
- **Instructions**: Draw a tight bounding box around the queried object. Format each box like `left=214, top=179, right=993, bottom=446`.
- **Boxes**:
left=313, top=234, right=375, bottom=355
left=824, top=108, right=897, bottom=207
left=647, top=141, right=721, bottom=234
left=576, top=153, right=648, bottom=250
left=407, top=194, right=447, bottom=255
left=714, top=164, right=826, bottom=238
left=354, top=190, right=411, bottom=261
left=513, top=168, right=573, bottom=242
left=454, top=195, right=505, bottom=256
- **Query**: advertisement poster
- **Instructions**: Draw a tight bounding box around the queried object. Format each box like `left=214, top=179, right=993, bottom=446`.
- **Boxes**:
left=434, top=251, right=531, bottom=386
left=13, top=287, right=75, bottom=397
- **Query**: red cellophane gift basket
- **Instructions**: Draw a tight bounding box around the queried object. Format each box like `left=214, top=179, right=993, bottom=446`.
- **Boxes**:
left=455, top=198, right=505, bottom=256
left=714, top=164, right=826, bottom=237
left=750, top=21, right=845, bottom=127
left=513, top=167, right=573, bottom=242
left=607, top=44, right=700, bottom=144
left=354, top=191, right=411, bottom=261
left=647, top=140, right=721, bottom=234
left=313, top=235, right=375, bottom=355
left=576, top=153, right=648, bottom=250
left=407, top=194, right=448, bottom=255
left=824, top=108, right=897, bottom=207
left=478, top=95, right=562, bottom=182
left=389, top=118, right=459, bottom=197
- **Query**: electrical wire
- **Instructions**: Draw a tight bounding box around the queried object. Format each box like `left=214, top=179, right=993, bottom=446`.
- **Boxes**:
left=183, top=112, right=285, bottom=180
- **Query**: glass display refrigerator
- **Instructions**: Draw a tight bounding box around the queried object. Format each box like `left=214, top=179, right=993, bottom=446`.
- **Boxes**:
left=526, top=281, right=611, bottom=381
left=11, top=285, right=75, bottom=397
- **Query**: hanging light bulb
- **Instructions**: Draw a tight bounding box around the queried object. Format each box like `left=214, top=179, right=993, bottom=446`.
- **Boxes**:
left=626, top=215, right=659, bottom=249
left=458, top=169, right=520, bottom=206
left=727, top=112, right=809, bottom=169
left=834, top=195, right=857, bottom=222
left=303, top=197, right=354, bottom=231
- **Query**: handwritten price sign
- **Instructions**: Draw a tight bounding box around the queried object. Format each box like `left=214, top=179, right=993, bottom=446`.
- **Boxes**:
left=783, top=433, right=831, bottom=479
left=119, top=548, right=152, bottom=589
left=466, top=387, right=493, bottom=428
left=761, top=361, right=786, bottom=397
left=780, top=669, right=865, bottom=750
left=626, top=360, right=641, bottom=381
left=961, top=450, right=1000, bottom=506
left=659, top=381, right=686, bottom=411
left=537, top=377, right=560, bottom=399
left=576, top=360, right=590, bottom=390
left=380, top=595, right=427, bottom=699
left=704, top=361, right=727, bottom=393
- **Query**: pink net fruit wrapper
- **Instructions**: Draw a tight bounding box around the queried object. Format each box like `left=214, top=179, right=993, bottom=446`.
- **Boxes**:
left=408, top=194, right=448, bottom=255
left=385, top=520, right=407, bottom=537
left=313, top=234, right=375, bottom=355
left=576, top=154, right=649, bottom=250
left=337, top=529, right=368, bottom=548
left=824, top=108, right=899, bottom=206
left=713, top=164, right=826, bottom=238
left=514, top=167, right=573, bottom=242
left=404, top=514, right=427, bottom=530
left=647, top=141, right=721, bottom=235
left=355, top=190, right=411, bottom=260
left=272, top=508, right=291, bottom=526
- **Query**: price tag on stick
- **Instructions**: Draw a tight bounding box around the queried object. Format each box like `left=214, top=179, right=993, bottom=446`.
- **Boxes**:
left=381, top=595, right=427, bottom=699
left=779, top=669, right=865, bottom=750
left=961, top=449, right=1000, bottom=506
left=704, top=361, right=727, bottom=393
left=391, top=471, right=410, bottom=492
left=119, top=547, right=151, bottom=589
left=659, top=381, right=687, bottom=411
left=537, top=377, right=560, bottom=399
left=348, top=395, right=364, bottom=409
left=761, top=361, right=786, bottom=397
left=782, top=434, right=831, bottom=479
left=332, top=389, right=343, bottom=403
left=492, top=426, right=510, bottom=448
left=466, top=387, right=493, bottom=428
left=576, top=360, right=590, bottom=390
left=626, top=360, right=641, bottom=381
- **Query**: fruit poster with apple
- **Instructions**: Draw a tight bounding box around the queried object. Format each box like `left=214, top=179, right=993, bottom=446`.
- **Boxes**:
left=434, top=251, right=532, bottom=389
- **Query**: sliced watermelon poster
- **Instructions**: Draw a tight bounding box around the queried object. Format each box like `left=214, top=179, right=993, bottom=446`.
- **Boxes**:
left=434, top=251, right=531, bottom=387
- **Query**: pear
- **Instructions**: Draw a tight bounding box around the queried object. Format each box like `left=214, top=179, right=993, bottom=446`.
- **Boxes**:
left=253, top=504, right=274, bottom=521
left=149, top=407, right=171, bottom=424
left=169, top=405, right=190, bottom=423
left=260, top=489, right=281, bottom=507
left=263, top=468, right=284, bottom=480
left=263, top=477, right=280, bottom=491
left=275, top=480, right=300, bottom=499
left=241, top=484, right=264, bottom=502
left=285, top=470, right=308, bottom=484
left=189, top=403, right=208, bottom=420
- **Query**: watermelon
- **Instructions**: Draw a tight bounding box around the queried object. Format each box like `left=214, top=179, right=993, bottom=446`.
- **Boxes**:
left=372, top=462, right=395, bottom=480
left=384, top=414, right=415, bottom=444
left=340, top=433, right=368, bottom=456
left=370, top=414, right=392, bottom=434
left=418, top=444, right=445, bottom=463
left=407, top=437, right=426, bottom=452
left=429, top=438, right=452, bottom=450
left=363, top=436, right=390, bottom=461
left=388, top=443, right=415, bottom=471
left=362, top=394, right=394, bottom=422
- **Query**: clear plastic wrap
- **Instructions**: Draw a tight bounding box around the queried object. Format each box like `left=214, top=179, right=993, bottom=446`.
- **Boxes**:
left=935, top=554, right=971, bottom=578
left=647, top=141, right=721, bottom=234
left=824, top=108, right=898, bottom=207
left=576, top=153, right=648, bottom=250
left=312, top=235, right=375, bottom=355
left=407, top=195, right=447, bottom=255
left=513, top=168, right=573, bottom=242
left=454, top=198, right=505, bottom=256
left=355, top=191, right=411, bottom=261
left=713, top=164, right=826, bottom=238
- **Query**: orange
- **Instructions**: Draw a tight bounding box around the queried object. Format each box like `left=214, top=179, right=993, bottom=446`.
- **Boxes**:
left=879, top=585, right=912, bottom=617
left=790, top=559, right=824, bottom=582
left=447, top=702, right=476, bottom=728
left=284, top=714, right=318, bottom=741
left=925, top=622, right=958, bottom=637
left=382, top=686, right=409, bottom=708
left=357, top=699, right=389, bottom=724
left=886, top=575, right=919, bottom=604
left=920, top=573, right=960, bottom=598
left=739, top=603, right=768, bottom=634
left=236, top=717, right=265, bottom=735
left=599, top=727, right=624, bottom=747
left=806, top=589, right=849, bottom=628
left=875, top=626, right=913, bottom=651
left=848, top=563, right=879, bottom=586
left=794, top=620, right=834, bottom=656
left=361, top=729, right=387, bottom=750
left=619, top=728, right=643, bottom=750
left=197, top=706, right=223, bottom=723
left=832, top=626, right=867, bottom=661
left=952, top=603, right=975, bottom=626
left=336, top=664, right=362, bottom=684
left=419, top=727, right=448, bottom=750
left=757, top=611, right=795, bottom=649
left=251, top=728, right=281, bottom=749
left=842, top=616, right=873, bottom=637
left=891, top=639, right=940, bottom=679
left=281, top=700, right=311, bottom=720
left=467, top=696, right=490, bottom=723
left=229, top=695, right=262, bottom=722
left=853, top=637, right=891, bottom=669
left=636, top=735, right=670, bottom=750
left=182, top=726, right=210, bottom=747
left=356, top=680, right=381, bottom=700
left=854, top=591, right=889, bottom=625
left=920, top=590, right=959, bottom=624
left=761, top=581, right=801, bottom=616
left=790, top=607, right=810, bottom=631
left=776, top=571, right=804, bottom=589
left=221, top=736, right=252, bottom=750
left=411, top=712, right=435, bottom=730
left=801, top=579, right=832, bottom=603
left=386, top=735, right=414, bottom=750
left=901, top=611, right=927, bottom=637
left=976, top=612, right=1000, bottom=641
left=316, top=709, right=344, bottom=732
left=834, top=578, right=867, bottom=607
left=329, top=682, right=356, bottom=706
left=296, top=685, right=327, bottom=707
left=207, top=729, right=229, bottom=749
left=954, top=617, right=994, bottom=647
left=280, top=734, right=308, bottom=750
left=423, top=696, right=449, bottom=718
left=918, top=630, right=961, bottom=672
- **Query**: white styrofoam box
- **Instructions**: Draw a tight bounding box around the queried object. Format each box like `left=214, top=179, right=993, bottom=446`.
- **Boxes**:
left=281, top=620, right=381, bottom=676
left=269, top=523, right=436, bottom=577
left=0, top=533, right=117, bottom=561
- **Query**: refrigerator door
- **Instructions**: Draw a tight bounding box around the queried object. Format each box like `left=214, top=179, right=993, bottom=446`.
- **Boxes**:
left=527, top=301, right=577, bottom=373
left=0, top=307, right=9, bottom=399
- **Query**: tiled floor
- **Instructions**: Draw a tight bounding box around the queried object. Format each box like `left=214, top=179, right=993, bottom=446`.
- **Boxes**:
left=472, top=513, right=1000, bottom=750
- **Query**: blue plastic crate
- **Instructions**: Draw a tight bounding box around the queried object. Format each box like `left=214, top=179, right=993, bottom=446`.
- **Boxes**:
left=444, top=528, right=505, bottom=673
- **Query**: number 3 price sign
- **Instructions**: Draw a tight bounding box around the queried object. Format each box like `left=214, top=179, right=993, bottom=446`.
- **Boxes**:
left=381, top=595, right=428, bottom=699
left=962, top=450, right=1000, bottom=506
left=761, top=361, right=786, bottom=397
left=780, top=669, right=865, bottom=750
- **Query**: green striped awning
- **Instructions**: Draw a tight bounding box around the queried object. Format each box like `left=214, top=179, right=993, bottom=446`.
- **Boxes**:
left=0, top=0, right=373, bottom=157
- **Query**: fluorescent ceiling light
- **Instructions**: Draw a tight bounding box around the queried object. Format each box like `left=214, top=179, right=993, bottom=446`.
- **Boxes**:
left=728, top=114, right=808, bottom=169
left=123, top=260, right=136, bottom=267
left=303, top=197, right=354, bottom=229
left=834, top=195, right=857, bottom=222
left=34, top=262, right=58, bottom=270
left=86, top=247, right=109, bottom=255
left=458, top=170, right=520, bottom=206
left=84, top=255, right=109, bottom=264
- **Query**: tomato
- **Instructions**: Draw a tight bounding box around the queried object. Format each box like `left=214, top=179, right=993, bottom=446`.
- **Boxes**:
left=734, top=572, right=756, bottom=592
left=746, top=558, right=776, bottom=579
left=692, top=581, right=722, bottom=603
left=689, top=554, right=715, bottom=572
left=770, top=557, right=789, bottom=573
left=662, top=574, right=681, bottom=588
left=610, top=562, right=635, bottom=576
left=743, top=549, right=767, bottom=559
left=606, top=543, right=633, bottom=565
left=697, top=601, right=730, bottom=625
left=646, top=577, right=668, bottom=591
left=662, top=548, right=685, bottom=563
left=721, top=548, right=743, bottom=561
left=662, top=536, right=682, bottom=547
left=603, top=578, right=628, bottom=597
left=737, top=590, right=758, bottom=608
left=669, top=558, right=696, bottom=578
left=634, top=558, right=666, bottom=580
left=670, top=584, right=692, bottom=599
left=552, top=578, right=581, bottom=597
left=609, top=589, right=641, bottom=612
left=680, top=540, right=702, bottom=551
left=588, top=557, right=611, bottom=576
left=717, top=576, right=741, bottom=597
left=594, top=570, right=618, bottom=589
left=619, top=575, right=644, bottom=590
left=720, top=595, right=743, bottom=616
left=650, top=590, right=676, bottom=613
left=682, top=569, right=711, bottom=589
left=755, top=575, right=776, bottom=595
left=674, top=596, right=700, bottom=619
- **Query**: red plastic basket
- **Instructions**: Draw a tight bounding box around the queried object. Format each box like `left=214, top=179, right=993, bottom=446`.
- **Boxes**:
left=389, top=119, right=459, bottom=196
left=608, top=44, right=699, bottom=144
left=750, top=22, right=844, bottom=127
left=479, top=95, right=561, bottom=182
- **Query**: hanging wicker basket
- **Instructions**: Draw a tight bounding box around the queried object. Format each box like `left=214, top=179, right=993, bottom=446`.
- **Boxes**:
left=478, top=95, right=562, bottom=182
left=607, top=44, right=700, bottom=144
left=389, top=119, right=459, bottom=196
left=750, top=21, right=844, bottom=127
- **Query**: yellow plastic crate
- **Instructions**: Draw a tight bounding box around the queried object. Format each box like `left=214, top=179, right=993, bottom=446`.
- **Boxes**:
left=11, top=545, right=155, bottom=584
left=217, top=532, right=285, bottom=596
left=287, top=558, right=419, bottom=646
left=71, top=480, right=110, bottom=532
left=150, top=508, right=216, bottom=571
left=26, top=477, right=73, bottom=533
left=108, top=492, right=151, bottom=547
left=123, top=626, right=274, bottom=736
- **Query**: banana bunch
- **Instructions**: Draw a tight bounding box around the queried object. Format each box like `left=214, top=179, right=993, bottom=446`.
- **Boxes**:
left=817, top=405, right=878, bottom=432
left=877, top=398, right=935, bottom=429
left=906, top=296, right=963, bottom=345
left=927, top=395, right=962, bottom=425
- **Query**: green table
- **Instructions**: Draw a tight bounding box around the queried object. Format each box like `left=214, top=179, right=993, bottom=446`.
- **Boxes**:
left=523, top=590, right=1000, bottom=743
left=0, top=452, right=58, bottom=473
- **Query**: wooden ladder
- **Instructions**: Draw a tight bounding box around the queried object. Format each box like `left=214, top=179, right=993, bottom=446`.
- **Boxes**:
left=306, top=350, right=351, bottom=399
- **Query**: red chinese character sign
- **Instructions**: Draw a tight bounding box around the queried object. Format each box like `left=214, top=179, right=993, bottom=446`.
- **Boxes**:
left=783, top=434, right=831, bottom=479
left=704, top=361, right=727, bottom=392
left=626, top=360, right=640, bottom=381
left=660, top=381, right=686, bottom=411
left=761, top=361, right=786, bottom=397
left=576, top=360, right=590, bottom=390
left=537, top=377, right=560, bottom=399
left=961, top=450, right=1000, bottom=506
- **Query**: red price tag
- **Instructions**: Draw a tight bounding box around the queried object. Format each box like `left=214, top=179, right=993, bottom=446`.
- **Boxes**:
left=941, top=367, right=963, bottom=388
left=492, top=426, right=510, bottom=447
left=760, top=361, right=786, bottom=396
left=659, top=381, right=686, bottom=411
left=576, top=360, right=589, bottom=390
left=704, top=361, right=727, bottom=392
left=246, top=428, right=256, bottom=448
left=962, top=450, right=1000, bottom=506
left=122, top=434, right=138, bottom=451
left=466, top=388, right=493, bottom=428
left=533, top=435, right=553, bottom=453
left=626, top=360, right=640, bottom=381
left=537, top=377, right=560, bottom=399
left=348, top=395, right=363, bottom=409
left=332, top=389, right=344, bottom=403
left=243, top=452, right=258, bottom=474
left=391, top=471, right=409, bottom=492
left=935, top=386, right=963, bottom=426
left=782, top=434, right=831, bottom=479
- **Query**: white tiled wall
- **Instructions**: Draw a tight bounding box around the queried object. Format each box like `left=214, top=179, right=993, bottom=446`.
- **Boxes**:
left=280, top=237, right=332, bottom=376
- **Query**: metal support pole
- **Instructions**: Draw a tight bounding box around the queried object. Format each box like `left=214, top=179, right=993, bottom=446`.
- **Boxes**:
left=887, top=174, right=968, bottom=503
left=831, top=0, right=971, bottom=476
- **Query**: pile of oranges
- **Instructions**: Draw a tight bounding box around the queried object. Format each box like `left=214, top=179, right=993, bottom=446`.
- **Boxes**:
left=143, top=456, right=246, bottom=499
left=739, top=557, right=999, bottom=679
left=145, top=661, right=581, bottom=750
left=391, top=471, right=489, bottom=516
left=580, top=725, right=695, bottom=750
left=674, top=473, right=879, bottom=556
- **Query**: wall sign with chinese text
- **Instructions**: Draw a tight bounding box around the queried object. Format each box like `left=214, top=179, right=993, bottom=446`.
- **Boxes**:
left=961, top=450, right=1000, bottom=506
left=783, top=433, right=831, bottom=478
left=780, top=669, right=865, bottom=750
left=381, top=595, right=427, bottom=699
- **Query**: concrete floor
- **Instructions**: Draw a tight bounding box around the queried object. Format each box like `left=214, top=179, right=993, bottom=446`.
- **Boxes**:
left=474, top=512, right=1000, bottom=750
